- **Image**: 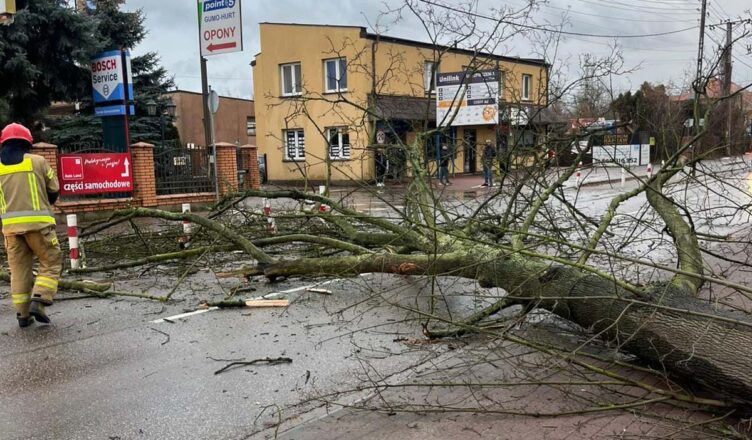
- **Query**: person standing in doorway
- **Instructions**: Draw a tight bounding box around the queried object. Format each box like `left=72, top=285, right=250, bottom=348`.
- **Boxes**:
left=481, top=139, right=496, bottom=187
left=497, top=135, right=509, bottom=175
left=374, top=147, right=388, bottom=187
left=0, top=123, right=62, bottom=328
left=438, top=145, right=452, bottom=185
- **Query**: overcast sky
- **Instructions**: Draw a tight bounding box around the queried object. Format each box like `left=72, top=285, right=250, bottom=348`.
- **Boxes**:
left=121, top=0, right=752, bottom=100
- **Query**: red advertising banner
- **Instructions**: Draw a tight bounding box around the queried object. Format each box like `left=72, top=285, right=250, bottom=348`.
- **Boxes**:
left=58, top=152, right=133, bottom=195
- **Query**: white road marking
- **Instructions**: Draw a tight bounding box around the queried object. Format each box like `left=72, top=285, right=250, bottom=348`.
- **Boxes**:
left=151, top=279, right=342, bottom=323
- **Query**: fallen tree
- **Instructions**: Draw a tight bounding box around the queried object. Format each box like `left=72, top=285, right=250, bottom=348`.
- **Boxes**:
left=33, top=2, right=752, bottom=431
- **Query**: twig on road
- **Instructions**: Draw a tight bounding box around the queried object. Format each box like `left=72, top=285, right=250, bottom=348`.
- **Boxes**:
left=149, top=327, right=171, bottom=345
left=213, top=357, right=293, bottom=375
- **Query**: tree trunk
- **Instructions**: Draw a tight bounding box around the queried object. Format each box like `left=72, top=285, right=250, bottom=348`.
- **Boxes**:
left=257, top=251, right=752, bottom=405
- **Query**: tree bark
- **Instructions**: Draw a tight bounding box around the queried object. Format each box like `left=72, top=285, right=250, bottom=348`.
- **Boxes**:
left=256, top=251, right=752, bottom=405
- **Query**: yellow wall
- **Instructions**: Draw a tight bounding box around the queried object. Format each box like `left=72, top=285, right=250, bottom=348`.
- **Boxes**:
left=253, top=23, right=548, bottom=183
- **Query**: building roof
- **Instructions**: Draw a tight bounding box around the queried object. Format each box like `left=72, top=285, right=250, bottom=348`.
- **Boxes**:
left=670, top=78, right=752, bottom=110
left=167, top=90, right=254, bottom=103
left=257, top=22, right=549, bottom=68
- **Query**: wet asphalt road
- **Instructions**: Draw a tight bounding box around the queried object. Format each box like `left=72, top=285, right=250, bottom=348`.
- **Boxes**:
left=0, top=274, right=480, bottom=440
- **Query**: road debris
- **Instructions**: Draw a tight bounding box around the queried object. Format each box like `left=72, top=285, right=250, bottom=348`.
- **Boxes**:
left=213, top=357, right=293, bottom=375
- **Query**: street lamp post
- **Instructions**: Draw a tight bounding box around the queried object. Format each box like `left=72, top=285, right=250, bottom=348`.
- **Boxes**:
left=146, top=97, right=176, bottom=147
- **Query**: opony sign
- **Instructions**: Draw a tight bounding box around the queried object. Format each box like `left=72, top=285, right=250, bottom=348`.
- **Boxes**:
left=198, top=0, right=243, bottom=57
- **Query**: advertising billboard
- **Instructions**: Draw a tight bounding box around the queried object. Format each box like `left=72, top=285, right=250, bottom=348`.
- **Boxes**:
left=58, top=153, right=133, bottom=195
left=198, top=0, right=243, bottom=57
left=436, top=70, right=499, bottom=127
left=91, top=50, right=134, bottom=117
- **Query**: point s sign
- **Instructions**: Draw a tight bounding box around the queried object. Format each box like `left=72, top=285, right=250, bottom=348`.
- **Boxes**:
left=198, top=0, right=243, bottom=57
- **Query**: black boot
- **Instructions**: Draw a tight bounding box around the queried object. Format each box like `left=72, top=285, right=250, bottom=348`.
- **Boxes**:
left=17, top=314, right=34, bottom=328
left=29, top=300, right=51, bottom=324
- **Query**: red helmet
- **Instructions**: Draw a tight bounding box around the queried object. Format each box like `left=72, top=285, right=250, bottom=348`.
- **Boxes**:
left=0, top=123, right=33, bottom=145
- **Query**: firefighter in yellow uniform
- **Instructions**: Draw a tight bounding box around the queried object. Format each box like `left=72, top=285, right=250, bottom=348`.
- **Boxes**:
left=0, top=123, right=62, bottom=327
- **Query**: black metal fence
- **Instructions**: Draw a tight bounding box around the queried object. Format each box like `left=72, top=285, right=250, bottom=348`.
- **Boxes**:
left=154, top=143, right=216, bottom=195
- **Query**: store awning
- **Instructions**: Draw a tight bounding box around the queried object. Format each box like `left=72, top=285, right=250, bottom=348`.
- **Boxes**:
left=371, top=94, right=436, bottom=122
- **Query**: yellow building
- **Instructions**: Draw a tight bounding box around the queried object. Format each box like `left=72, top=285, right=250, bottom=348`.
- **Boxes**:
left=252, top=22, right=550, bottom=184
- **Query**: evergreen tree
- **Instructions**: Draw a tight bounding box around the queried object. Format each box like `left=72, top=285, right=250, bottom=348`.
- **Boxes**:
left=0, top=0, right=98, bottom=128
left=46, top=0, right=178, bottom=147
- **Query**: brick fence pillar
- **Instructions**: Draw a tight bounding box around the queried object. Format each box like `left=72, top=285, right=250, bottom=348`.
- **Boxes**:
left=239, top=145, right=260, bottom=189
left=131, top=142, right=157, bottom=207
left=214, top=142, right=238, bottom=194
left=32, top=142, right=59, bottom=174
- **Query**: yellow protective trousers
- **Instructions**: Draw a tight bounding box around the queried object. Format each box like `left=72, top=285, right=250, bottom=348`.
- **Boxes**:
left=5, top=226, right=62, bottom=317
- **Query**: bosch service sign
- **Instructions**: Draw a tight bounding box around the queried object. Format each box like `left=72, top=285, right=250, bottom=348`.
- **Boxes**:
left=58, top=153, right=133, bottom=195
left=91, top=50, right=134, bottom=117
left=198, top=0, right=243, bottom=57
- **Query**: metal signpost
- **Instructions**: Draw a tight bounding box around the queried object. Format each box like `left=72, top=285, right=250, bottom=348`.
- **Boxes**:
left=436, top=70, right=500, bottom=127
left=197, top=0, right=243, bottom=155
left=208, top=87, right=220, bottom=201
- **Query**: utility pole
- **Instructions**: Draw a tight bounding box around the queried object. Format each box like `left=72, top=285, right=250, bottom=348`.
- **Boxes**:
left=693, top=0, right=707, bottom=138
left=722, top=21, right=733, bottom=155
left=200, top=57, right=212, bottom=150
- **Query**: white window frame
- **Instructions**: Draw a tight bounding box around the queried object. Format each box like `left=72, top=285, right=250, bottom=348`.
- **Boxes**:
left=424, top=61, right=438, bottom=94
left=324, top=58, right=347, bottom=93
left=280, top=62, right=302, bottom=97
left=326, top=127, right=351, bottom=160
left=246, top=117, right=256, bottom=136
left=284, top=129, right=305, bottom=161
left=522, top=74, right=532, bottom=101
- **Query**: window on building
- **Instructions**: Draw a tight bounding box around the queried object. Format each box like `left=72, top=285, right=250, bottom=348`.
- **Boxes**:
left=324, top=58, right=347, bottom=93
left=281, top=63, right=302, bottom=96
left=327, top=127, right=351, bottom=160
left=424, top=61, right=438, bottom=93
left=522, top=74, right=532, bottom=101
left=284, top=129, right=305, bottom=161
left=246, top=117, right=256, bottom=136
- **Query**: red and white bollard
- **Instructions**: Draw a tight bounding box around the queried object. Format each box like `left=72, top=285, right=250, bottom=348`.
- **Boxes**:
left=266, top=217, right=277, bottom=234
left=318, top=186, right=329, bottom=213
left=575, top=161, right=583, bottom=187
left=181, top=203, right=193, bottom=235
left=66, top=214, right=80, bottom=270
left=647, top=163, right=653, bottom=178
left=262, top=198, right=272, bottom=216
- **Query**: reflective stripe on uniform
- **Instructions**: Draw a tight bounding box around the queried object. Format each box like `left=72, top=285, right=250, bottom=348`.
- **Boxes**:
left=11, top=293, right=31, bottom=304
left=1, top=215, right=56, bottom=226
left=36, top=276, right=58, bottom=286
left=27, top=173, right=40, bottom=210
left=47, top=169, right=55, bottom=179
left=0, top=159, right=33, bottom=176
left=0, top=182, right=6, bottom=215
left=34, top=277, right=58, bottom=290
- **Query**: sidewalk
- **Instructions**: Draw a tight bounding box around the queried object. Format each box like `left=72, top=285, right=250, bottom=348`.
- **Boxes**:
left=273, top=154, right=752, bottom=197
